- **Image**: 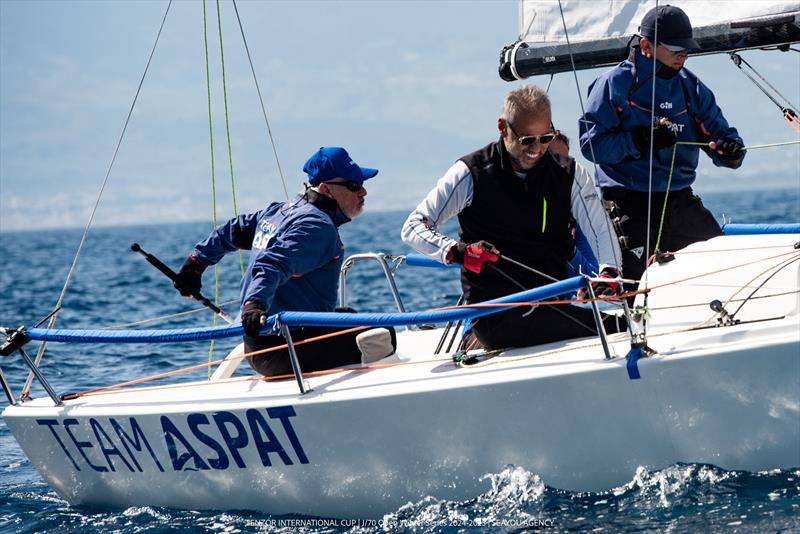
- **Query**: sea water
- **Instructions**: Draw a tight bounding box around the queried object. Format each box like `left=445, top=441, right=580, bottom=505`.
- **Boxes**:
left=1, top=188, right=798, bottom=533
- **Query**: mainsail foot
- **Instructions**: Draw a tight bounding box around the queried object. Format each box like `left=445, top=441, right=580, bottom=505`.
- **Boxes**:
left=500, top=2, right=800, bottom=80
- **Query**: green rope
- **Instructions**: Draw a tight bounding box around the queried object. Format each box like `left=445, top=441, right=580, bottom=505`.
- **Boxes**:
left=653, top=144, right=679, bottom=253
left=215, top=0, right=245, bottom=277
left=203, top=0, right=219, bottom=378
left=654, top=139, right=800, bottom=253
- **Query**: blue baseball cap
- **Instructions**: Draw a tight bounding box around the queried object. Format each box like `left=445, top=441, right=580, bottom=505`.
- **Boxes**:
left=639, top=5, right=700, bottom=51
left=303, top=147, right=379, bottom=186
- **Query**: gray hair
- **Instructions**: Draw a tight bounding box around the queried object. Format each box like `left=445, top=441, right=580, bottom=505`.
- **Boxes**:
left=501, top=85, right=551, bottom=124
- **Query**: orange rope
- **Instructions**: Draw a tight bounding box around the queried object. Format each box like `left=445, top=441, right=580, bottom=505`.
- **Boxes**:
left=62, top=326, right=368, bottom=400
left=645, top=249, right=798, bottom=292
left=690, top=251, right=800, bottom=330
left=66, top=354, right=453, bottom=400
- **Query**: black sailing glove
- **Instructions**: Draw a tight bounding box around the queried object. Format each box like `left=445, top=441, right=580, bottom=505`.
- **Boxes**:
left=713, top=138, right=746, bottom=167
left=632, top=122, right=677, bottom=154
left=173, top=254, right=207, bottom=297
left=241, top=300, right=267, bottom=337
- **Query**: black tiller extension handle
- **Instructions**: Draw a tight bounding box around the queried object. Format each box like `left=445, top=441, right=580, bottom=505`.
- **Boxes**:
left=130, top=242, right=227, bottom=318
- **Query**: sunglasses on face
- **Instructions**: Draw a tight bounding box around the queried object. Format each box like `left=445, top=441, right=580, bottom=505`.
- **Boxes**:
left=505, top=121, right=558, bottom=146
left=658, top=44, right=688, bottom=55
left=324, top=180, right=363, bottom=192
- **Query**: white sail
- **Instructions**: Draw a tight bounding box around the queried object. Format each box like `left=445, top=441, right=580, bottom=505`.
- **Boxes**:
left=501, top=0, right=800, bottom=80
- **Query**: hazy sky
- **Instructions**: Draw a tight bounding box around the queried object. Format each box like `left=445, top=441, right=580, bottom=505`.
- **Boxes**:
left=1, top=0, right=798, bottom=231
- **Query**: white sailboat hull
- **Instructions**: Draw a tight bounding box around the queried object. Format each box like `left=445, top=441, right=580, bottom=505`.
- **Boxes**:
left=3, top=234, right=799, bottom=517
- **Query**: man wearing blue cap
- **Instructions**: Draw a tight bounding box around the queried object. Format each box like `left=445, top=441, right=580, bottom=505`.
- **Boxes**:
left=173, top=146, right=395, bottom=377
left=579, top=4, right=746, bottom=290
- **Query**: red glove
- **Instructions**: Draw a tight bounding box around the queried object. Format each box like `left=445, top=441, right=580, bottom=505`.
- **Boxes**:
left=451, top=241, right=500, bottom=274
left=591, top=266, right=622, bottom=299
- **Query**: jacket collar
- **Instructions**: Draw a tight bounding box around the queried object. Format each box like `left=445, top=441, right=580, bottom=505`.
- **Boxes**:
left=302, top=188, right=351, bottom=226
left=631, top=46, right=681, bottom=80
left=497, top=138, right=514, bottom=174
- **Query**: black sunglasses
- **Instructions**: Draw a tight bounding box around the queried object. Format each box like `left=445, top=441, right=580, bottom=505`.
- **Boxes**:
left=506, top=121, right=557, bottom=146
left=324, top=180, right=363, bottom=192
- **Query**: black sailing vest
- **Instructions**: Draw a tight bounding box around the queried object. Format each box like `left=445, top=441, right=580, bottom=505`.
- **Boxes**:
left=458, top=141, right=576, bottom=303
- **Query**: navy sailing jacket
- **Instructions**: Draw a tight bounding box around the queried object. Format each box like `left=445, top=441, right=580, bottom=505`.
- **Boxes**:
left=192, top=192, right=347, bottom=318
left=579, top=48, right=743, bottom=192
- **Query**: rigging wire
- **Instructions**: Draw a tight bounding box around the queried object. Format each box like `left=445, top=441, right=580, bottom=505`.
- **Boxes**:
left=214, top=0, right=246, bottom=277
left=642, top=0, right=661, bottom=337
left=545, top=73, right=554, bottom=93
left=20, top=0, right=174, bottom=400
left=555, top=0, right=622, bottom=276
left=729, top=255, right=800, bottom=320
left=231, top=0, right=289, bottom=201
left=100, top=299, right=238, bottom=330
left=729, top=52, right=800, bottom=132
left=689, top=251, right=800, bottom=330
left=202, top=0, right=219, bottom=236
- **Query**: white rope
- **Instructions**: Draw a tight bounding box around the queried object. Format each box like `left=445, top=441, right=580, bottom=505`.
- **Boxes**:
left=101, top=299, right=238, bottom=330
left=509, top=40, right=528, bottom=81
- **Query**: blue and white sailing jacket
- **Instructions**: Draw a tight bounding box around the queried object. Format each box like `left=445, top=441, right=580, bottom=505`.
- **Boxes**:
left=192, top=192, right=347, bottom=317
left=579, top=48, right=743, bottom=192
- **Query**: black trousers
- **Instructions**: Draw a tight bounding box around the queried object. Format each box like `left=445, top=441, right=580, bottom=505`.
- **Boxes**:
left=244, top=325, right=396, bottom=377
left=602, top=187, right=722, bottom=285
left=472, top=303, right=626, bottom=350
